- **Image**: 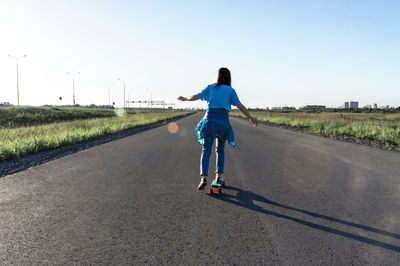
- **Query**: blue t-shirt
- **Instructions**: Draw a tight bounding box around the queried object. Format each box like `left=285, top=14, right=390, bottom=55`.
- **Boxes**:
left=197, top=84, right=241, bottom=112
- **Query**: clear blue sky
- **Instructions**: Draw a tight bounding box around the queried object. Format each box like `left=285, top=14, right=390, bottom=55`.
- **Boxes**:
left=1, top=0, right=399, bottom=108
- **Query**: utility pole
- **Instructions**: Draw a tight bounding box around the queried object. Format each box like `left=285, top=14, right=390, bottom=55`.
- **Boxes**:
left=105, top=82, right=114, bottom=106
left=67, top=72, right=80, bottom=105
left=117, top=78, right=126, bottom=108
left=8, top=54, right=27, bottom=106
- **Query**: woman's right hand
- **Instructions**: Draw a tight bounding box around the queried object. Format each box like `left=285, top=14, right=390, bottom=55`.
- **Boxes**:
left=250, top=118, right=258, bottom=127
left=177, top=96, right=187, bottom=101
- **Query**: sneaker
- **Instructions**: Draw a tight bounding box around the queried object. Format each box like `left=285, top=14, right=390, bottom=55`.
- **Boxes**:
left=197, top=177, right=207, bottom=190
left=215, top=177, right=224, bottom=184
left=215, top=177, right=225, bottom=187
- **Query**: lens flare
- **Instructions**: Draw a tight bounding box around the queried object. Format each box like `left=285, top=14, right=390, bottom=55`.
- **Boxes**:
left=178, top=127, right=187, bottom=137
left=282, top=139, right=331, bottom=194
left=168, top=122, right=179, bottom=134
left=114, top=108, right=127, bottom=117
left=348, top=173, right=366, bottom=191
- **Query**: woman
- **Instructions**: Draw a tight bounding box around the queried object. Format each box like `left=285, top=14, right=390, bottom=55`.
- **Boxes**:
left=178, top=67, right=257, bottom=190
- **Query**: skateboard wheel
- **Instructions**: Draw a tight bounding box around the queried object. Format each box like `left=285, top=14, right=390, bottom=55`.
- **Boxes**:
left=218, top=188, right=222, bottom=194
left=209, top=188, right=213, bottom=194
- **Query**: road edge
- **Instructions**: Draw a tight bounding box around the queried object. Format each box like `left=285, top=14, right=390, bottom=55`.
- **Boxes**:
left=0, top=112, right=195, bottom=178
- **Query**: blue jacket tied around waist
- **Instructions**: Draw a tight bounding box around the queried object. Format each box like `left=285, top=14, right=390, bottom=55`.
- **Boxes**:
left=195, top=108, right=236, bottom=148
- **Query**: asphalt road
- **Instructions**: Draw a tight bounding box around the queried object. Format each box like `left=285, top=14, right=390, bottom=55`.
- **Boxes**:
left=1, top=112, right=400, bottom=265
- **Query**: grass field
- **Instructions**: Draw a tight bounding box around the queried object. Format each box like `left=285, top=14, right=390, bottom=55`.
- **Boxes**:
left=231, top=111, right=400, bottom=148
left=0, top=110, right=192, bottom=162
left=0, top=106, right=136, bottom=128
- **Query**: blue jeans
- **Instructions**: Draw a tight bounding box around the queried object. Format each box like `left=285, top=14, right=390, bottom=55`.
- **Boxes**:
left=200, top=128, right=227, bottom=176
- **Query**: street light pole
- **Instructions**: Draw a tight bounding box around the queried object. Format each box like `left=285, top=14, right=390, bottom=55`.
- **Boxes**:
left=8, top=54, right=27, bottom=106
left=16, top=62, right=19, bottom=105
left=104, top=82, right=114, bottom=106
left=145, top=89, right=152, bottom=109
left=117, top=78, right=126, bottom=108
left=72, top=78, right=75, bottom=105
left=67, top=72, right=80, bottom=105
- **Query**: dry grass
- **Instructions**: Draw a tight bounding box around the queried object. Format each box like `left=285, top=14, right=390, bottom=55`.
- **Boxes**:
left=0, top=111, right=192, bottom=161
left=231, top=111, right=400, bottom=147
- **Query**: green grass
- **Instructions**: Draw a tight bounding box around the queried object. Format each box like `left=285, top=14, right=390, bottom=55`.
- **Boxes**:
left=0, top=106, right=119, bottom=128
left=231, top=111, right=400, bottom=147
left=0, top=111, right=192, bottom=162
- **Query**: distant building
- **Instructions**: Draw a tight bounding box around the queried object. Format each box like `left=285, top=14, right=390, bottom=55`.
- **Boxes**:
left=373, top=103, right=378, bottom=109
left=350, top=101, right=359, bottom=109
left=282, top=106, right=297, bottom=111
left=344, top=102, right=349, bottom=109
left=300, top=105, right=326, bottom=111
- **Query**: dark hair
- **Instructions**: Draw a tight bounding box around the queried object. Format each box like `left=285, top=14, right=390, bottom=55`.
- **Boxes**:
left=215, top=67, right=231, bottom=87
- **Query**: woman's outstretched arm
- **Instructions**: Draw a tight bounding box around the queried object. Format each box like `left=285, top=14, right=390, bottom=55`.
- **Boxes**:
left=177, top=95, right=199, bottom=101
left=236, top=103, right=258, bottom=127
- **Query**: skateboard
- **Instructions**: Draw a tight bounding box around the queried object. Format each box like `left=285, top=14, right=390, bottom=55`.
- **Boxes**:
left=208, top=178, right=226, bottom=194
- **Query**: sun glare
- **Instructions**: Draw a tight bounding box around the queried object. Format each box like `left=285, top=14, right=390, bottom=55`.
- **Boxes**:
left=167, top=122, right=179, bottom=134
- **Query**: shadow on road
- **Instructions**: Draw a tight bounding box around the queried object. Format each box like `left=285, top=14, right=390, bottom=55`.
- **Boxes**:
left=212, top=186, right=400, bottom=253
